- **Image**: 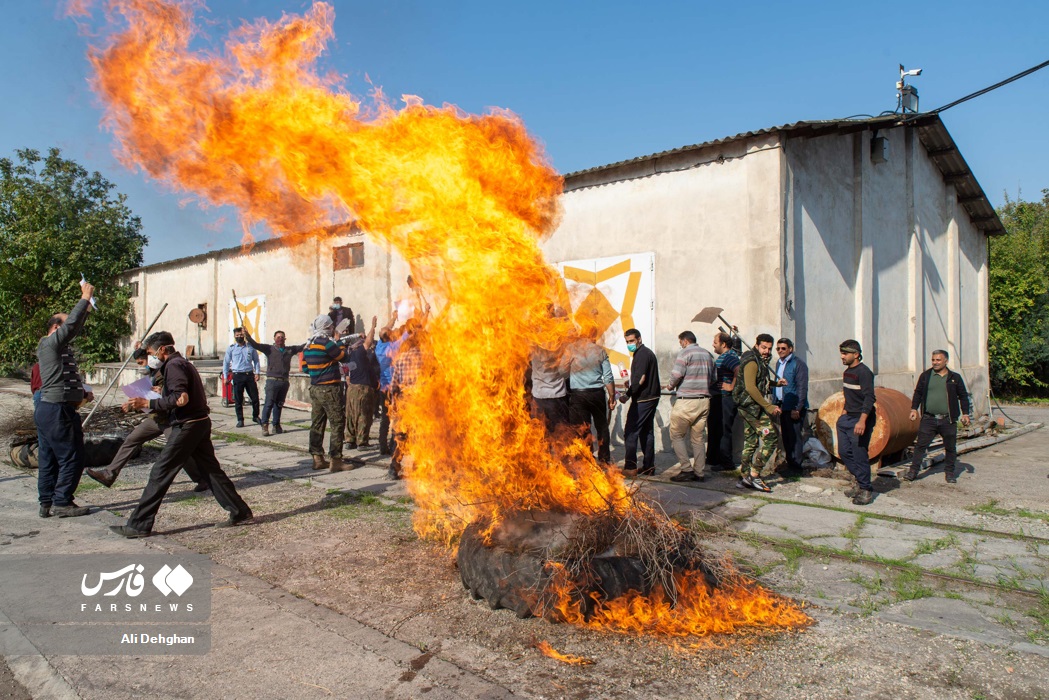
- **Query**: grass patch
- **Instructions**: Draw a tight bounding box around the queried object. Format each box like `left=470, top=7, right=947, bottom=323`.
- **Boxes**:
left=892, top=568, right=935, bottom=601
left=76, top=479, right=105, bottom=493
left=967, top=499, right=1049, bottom=524
left=326, top=491, right=411, bottom=521
left=913, top=534, right=960, bottom=557
left=848, top=572, right=885, bottom=597
left=777, top=543, right=807, bottom=575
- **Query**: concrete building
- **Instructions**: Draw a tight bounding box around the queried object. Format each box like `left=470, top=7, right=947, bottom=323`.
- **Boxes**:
left=113, top=114, right=1001, bottom=417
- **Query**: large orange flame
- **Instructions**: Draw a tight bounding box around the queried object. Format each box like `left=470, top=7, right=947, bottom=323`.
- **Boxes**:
left=75, top=0, right=809, bottom=639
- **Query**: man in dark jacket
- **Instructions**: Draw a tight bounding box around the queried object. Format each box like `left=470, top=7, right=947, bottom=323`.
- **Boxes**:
left=774, top=338, right=809, bottom=477
left=838, top=339, right=877, bottom=505
left=903, top=349, right=971, bottom=484
left=35, top=282, right=95, bottom=518
left=245, top=329, right=307, bottom=436
left=619, top=328, right=660, bottom=477
left=110, top=332, right=252, bottom=537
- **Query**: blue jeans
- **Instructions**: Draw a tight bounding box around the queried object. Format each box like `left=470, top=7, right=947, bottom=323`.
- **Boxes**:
left=261, top=379, right=290, bottom=426
left=35, top=401, right=86, bottom=506
left=836, top=412, right=875, bottom=490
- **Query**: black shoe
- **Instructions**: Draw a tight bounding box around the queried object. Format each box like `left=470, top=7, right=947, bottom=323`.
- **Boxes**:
left=670, top=471, right=700, bottom=482
left=901, top=468, right=919, bottom=482
left=637, top=467, right=655, bottom=476
left=273, top=424, right=284, bottom=434
left=852, top=489, right=874, bottom=506
left=86, top=468, right=116, bottom=488
left=346, top=442, right=358, bottom=450
left=39, top=504, right=52, bottom=518
left=945, top=474, right=958, bottom=484
left=358, top=441, right=371, bottom=449
left=844, top=485, right=861, bottom=498
left=217, top=510, right=253, bottom=528
left=235, top=421, right=245, bottom=428
left=110, top=525, right=150, bottom=538
left=379, top=448, right=390, bottom=456
left=52, top=503, right=91, bottom=518
left=778, top=467, right=804, bottom=479
left=193, top=481, right=211, bottom=492
left=252, top=417, right=261, bottom=424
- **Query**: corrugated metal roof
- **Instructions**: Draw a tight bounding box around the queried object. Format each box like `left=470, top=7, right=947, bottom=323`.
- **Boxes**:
left=563, top=114, right=1005, bottom=236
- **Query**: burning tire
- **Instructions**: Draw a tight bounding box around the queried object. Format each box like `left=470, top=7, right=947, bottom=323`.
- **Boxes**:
left=457, top=515, right=716, bottom=621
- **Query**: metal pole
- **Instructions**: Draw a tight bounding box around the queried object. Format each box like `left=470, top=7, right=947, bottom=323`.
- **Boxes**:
left=81, top=302, right=168, bottom=429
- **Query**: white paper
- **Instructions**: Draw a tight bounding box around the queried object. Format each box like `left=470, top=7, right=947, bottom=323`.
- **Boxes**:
left=80, top=274, right=98, bottom=309
left=121, top=376, right=162, bottom=401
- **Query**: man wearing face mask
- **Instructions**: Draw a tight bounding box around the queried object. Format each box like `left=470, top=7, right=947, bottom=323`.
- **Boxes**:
left=244, top=329, right=307, bottom=436
left=111, top=332, right=252, bottom=537
left=222, top=326, right=261, bottom=428
left=328, top=296, right=354, bottom=335
left=619, top=328, right=661, bottom=477
left=86, top=340, right=209, bottom=491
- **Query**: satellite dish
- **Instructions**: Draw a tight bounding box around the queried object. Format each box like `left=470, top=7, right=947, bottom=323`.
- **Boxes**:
left=188, top=308, right=206, bottom=325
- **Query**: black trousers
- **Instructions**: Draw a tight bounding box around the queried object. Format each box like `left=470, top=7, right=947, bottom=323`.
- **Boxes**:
left=910, top=415, right=958, bottom=475
left=719, top=393, right=738, bottom=466
left=569, top=388, right=611, bottom=464
left=706, top=394, right=723, bottom=464
left=232, top=372, right=260, bottom=423
left=778, top=407, right=804, bottom=470
left=623, top=398, right=659, bottom=472
left=35, top=401, right=85, bottom=507
left=106, top=416, right=204, bottom=485
left=837, top=412, right=876, bottom=491
left=260, top=378, right=289, bottom=426
left=533, top=396, right=570, bottom=434
left=126, top=418, right=250, bottom=533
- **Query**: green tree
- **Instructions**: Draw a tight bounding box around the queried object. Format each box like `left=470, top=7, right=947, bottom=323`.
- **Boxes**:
left=989, top=190, right=1049, bottom=395
left=0, top=148, right=146, bottom=373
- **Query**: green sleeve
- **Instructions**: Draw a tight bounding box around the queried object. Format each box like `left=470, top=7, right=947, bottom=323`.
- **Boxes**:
left=744, top=361, right=773, bottom=412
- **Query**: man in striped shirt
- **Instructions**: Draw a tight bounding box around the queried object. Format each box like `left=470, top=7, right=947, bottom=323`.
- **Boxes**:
left=303, top=315, right=347, bottom=472
left=665, top=330, right=717, bottom=482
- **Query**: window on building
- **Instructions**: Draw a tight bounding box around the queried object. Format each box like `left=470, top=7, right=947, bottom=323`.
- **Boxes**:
left=333, top=242, right=365, bottom=271
left=128, top=281, right=139, bottom=298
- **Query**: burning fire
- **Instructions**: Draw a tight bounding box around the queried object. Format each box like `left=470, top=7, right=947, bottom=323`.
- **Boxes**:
left=73, top=0, right=809, bottom=639
left=535, top=641, right=594, bottom=666
left=550, top=570, right=811, bottom=639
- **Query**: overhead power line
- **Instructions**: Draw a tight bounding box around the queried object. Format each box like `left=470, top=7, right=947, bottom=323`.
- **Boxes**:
left=904, top=58, right=1049, bottom=121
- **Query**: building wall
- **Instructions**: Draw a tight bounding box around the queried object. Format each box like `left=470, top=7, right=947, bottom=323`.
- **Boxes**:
left=785, top=126, right=989, bottom=412
left=544, top=135, right=785, bottom=369
left=123, top=233, right=407, bottom=370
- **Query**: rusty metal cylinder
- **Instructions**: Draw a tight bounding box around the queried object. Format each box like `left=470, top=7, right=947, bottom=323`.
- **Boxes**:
left=814, top=387, right=918, bottom=461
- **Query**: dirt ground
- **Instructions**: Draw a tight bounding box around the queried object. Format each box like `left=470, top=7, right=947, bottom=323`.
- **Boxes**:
left=3, top=387, right=1049, bottom=699
left=55, top=462, right=1049, bottom=698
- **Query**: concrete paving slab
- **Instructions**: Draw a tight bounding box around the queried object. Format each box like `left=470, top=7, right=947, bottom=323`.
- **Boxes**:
left=806, top=536, right=856, bottom=551
left=746, top=503, right=859, bottom=539
left=877, top=598, right=1034, bottom=652
left=709, top=496, right=765, bottom=522
left=911, top=550, right=964, bottom=570
left=638, top=482, right=729, bottom=514
left=852, top=520, right=951, bottom=561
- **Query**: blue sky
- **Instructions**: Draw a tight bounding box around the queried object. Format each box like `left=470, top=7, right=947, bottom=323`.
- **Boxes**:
left=3, top=1, right=1047, bottom=265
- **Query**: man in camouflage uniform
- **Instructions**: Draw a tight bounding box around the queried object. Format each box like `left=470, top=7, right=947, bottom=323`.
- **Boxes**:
left=733, top=333, right=782, bottom=493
